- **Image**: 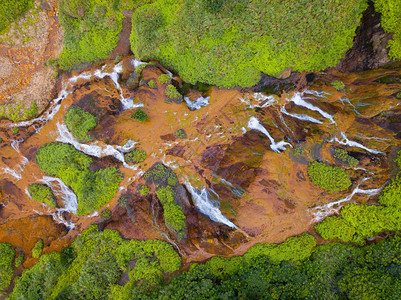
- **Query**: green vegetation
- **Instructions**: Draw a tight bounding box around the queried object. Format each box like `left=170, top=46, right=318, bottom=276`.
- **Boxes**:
left=138, top=184, right=150, bottom=196
left=158, top=73, right=171, bottom=84
left=148, top=79, right=157, bottom=89
left=32, top=239, right=43, bottom=259
left=317, top=151, right=401, bottom=245
left=144, top=162, right=179, bottom=188
left=131, top=108, right=148, bottom=122
left=0, top=101, right=38, bottom=122
left=331, top=80, right=346, bottom=91
left=333, top=148, right=359, bottom=167
left=293, top=145, right=304, bottom=157
left=373, top=0, right=401, bottom=60
left=174, top=129, right=187, bottom=139
left=11, top=127, right=19, bottom=134
left=100, top=208, right=112, bottom=220
left=28, top=183, right=57, bottom=208
left=64, top=106, right=97, bottom=143
left=14, top=255, right=24, bottom=268
left=165, top=84, right=182, bottom=103
left=9, top=226, right=181, bottom=299
left=0, top=0, right=34, bottom=34
left=307, top=161, right=352, bottom=192
left=156, top=186, right=186, bottom=240
left=396, top=92, right=401, bottom=99
left=0, top=243, right=15, bottom=295
left=36, top=143, right=123, bottom=215
left=124, top=149, right=147, bottom=164
left=131, top=0, right=367, bottom=87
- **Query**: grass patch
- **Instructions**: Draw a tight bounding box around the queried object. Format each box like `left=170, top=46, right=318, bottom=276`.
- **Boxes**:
left=124, top=149, right=147, bottom=164
left=174, top=129, right=187, bottom=139
left=307, top=161, right=351, bottom=192
left=28, top=183, right=56, bottom=208
left=333, top=148, right=359, bottom=167
left=32, top=239, right=43, bottom=259
left=0, top=0, right=34, bottom=34
left=331, top=80, right=345, bottom=91
left=158, top=73, right=171, bottom=84
left=165, top=84, right=182, bottom=103
left=138, top=184, right=150, bottom=195
left=64, top=106, right=97, bottom=143
left=0, top=243, right=15, bottom=295
left=131, top=108, right=148, bottom=122
left=0, top=101, right=38, bottom=122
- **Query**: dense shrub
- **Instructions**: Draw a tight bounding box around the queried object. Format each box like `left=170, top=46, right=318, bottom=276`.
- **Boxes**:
left=36, top=142, right=123, bottom=215
left=373, top=0, right=401, bottom=60
left=28, top=183, right=57, bottom=207
left=174, top=129, right=187, bottom=139
left=14, top=255, right=24, bottom=268
left=307, top=161, right=352, bottom=192
left=0, top=243, right=15, bottom=295
left=331, top=80, right=346, bottom=91
left=0, top=0, right=34, bottom=34
left=148, top=79, right=157, bottom=89
left=131, top=0, right=368, bottom=87
left=165, top=84, right=182, bottom=103
left=144, top=162, right=178, bottom=187
left=131, top=108, right=148, bottom=122
left=32, top=239, right=43, bottom=258
left=100, top=208, right=112, bottom=220
left=333, top=148, right=359, bottom=167
left=64, top=106, right=97, bottom=143
left=124, top=149, right=147, bottom=164
left=138, top=184, right=150, bottom=195
left=158, top=73, right=171, bottom=84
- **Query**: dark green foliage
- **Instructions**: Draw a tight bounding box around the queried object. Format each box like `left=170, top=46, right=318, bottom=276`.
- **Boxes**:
left=64, top=106, right=97, bottom=143
left=165, top=84, right=182, bottom=102
left=396, top=92, right=401, bottom=99
left=156, top=186, right=186, bottom=240
left=174, top=129, right=187, bottom=139
left=144, top=162, right=179, bottom=187
left=14, top=254, right=24, bottom=268
left=131, top=108, right=148, bottom=122
left=137, top=184, right=150, bottom=196
left=124, top=149, right=147, bottom=164
left=0, top=243, right=15, bottom=295
left=28, top=183, right=57, bottom=208
left=158, top=73, right=171, bottom=84
left=100, top=208, right=112, bottom=220
left=32, top=239, right=44, bottom=259
left=333, top=148, right=359, bottom=167
left=331, top=80, right=346, bottom=91
left=117, top=195, right=129, bottom=208
left=373, top=0, right=401, bottom=60
left=148, top=79, right=157, bottom=89
left=11, top=127, right=19, bottom=134
left=131, top=0, right=368, bottom=87
left=9, top=226, right=181, bottom=299
left=0, top=0, right=34, bottom=34
left=307, top=161, right=352, bottom=192
left=36, top=143, right=123, bottom=215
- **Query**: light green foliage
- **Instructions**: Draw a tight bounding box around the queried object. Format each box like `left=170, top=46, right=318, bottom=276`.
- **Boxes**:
left=331, top=80, right=346, bottom=91
left=373, top=0, right=401, bottom=60
left=144, top=162, right=179, bottom=187
left=396, top=92, right=401, bottom=99
left=14, top=255, right=24, bottom=268
left=174, top=129, right=187, bottom=139
left=333, top=148, right=359, bottom=167
left=0, top=243, right=15, bottom=295
left=10, top=226, right=181, bottom=299
left=28, top=183, right=57, bottom=208
left=32, top=239, right=44, bottom=259
left=131, top=108, right=148, bottom=122
left=148, top=79, right=157, bottom=89
left=36, top=143, right=123, bottom=215
left=158, top=73, right=171, bottom=84
left=64, top=106, right=97, bottom=143
left=100, top=208, right=112, bottom=220
left=165, top=84, right=182, bottom=101
left=124, top=149, right=147, bottom=164
left=138, top=184, right=150, bottom=196
left=293, top=145, right=304, bottom=157
left=131, top=0, right=368, bottom=87
left=0, top=0, right=34, bottom=34
left=156, top=186, right=186, bottom=240
left=11, top=127, right=19, bottom=134
left=0, top=101, right=38, bottom=122
left=307, top=161, right=352, bottom=192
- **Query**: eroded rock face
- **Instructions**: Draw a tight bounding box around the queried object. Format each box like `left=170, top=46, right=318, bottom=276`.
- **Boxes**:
left=0, top=57, right=400, bottom=263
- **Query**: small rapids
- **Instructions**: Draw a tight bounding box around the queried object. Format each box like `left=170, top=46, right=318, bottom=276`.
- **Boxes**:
left=290, top=92, right=335, bottom=123
left=332, top=132, right=384, bottom=155
left=185, top=182, right=237, bottom=228
left=184, top=96, right=210, bottom=110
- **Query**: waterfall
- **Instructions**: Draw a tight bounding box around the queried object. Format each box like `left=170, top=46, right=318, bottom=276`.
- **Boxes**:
left=247, top=117, right=291, bottom=153
left=280, top=106, right=323, bottom=124
left=290, top=93, right=335, bottom=123
left=333, top=132, right=384, bottom=155
left=184, top=96, right=210, bottom=110
left=185, top=182, right=237, bottom=228
left=239, top=93, right=277, bottom=109
left=311, top=178, right=383, bottom=222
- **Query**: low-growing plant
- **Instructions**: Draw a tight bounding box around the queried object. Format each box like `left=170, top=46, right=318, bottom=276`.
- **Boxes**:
left=148, top=79, right=157, bottom=89
left=174, top=129, right=187, bottom=139
left=293, top=145, right=304, bottom=157
left=396, top=92, right=401, bottom=99
left=0, top=0, right=34, bottom=34
left=331, top=80, right=345, bottom=91
left=14, top=254, right=24, bottom=268
left=28, top=183, right=56, bottom=208
left=11, top=127, right=19, bottom=134
left=0, top=243, right=15, bottom=295
left=307, top=161, right=351, bottom=192
left=64, top=106, right=97, bottom=143
left=333, top=148, right=359, bottom=167
left=131, top=108, right=148, bottom=122
left=124, top=149, right=147, bottom=164
left=165, top=85, right=182, bottom=103
left=138, top=184, right=150, bottom=196
left=158, top=74, right=171, bottom=84
left=144, top=163, right=179, bottom=187
left=100, top=208, right=112, bottom=220
left=32, top=239, right=43, bottom=258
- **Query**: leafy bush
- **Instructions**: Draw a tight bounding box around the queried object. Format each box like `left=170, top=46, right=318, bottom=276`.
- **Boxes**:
left=138, top=184, right=150, bottom=195
left=165, top=84, right=182, bottom=103
left=28, top=183, right=56, bottom=208
left=144, top=162, right=179, bottom=187
left=307, top=161, right=352, bottom=192
left=0, top=0, right=34, bottom=34
left=36, top=143, right=124, bottom=215
left=158, top=73, right=171, bottom=84
left=100, top=208, right=112, bottom=220
left=373, top=0, right=401, bottom=60
left=174, top=129, right=187, bottom=139
left=333, top=148, right=359, bottom=167
left=14, top=255, right=24, bottom=268
left=131, top=108, right=148, bottom=122
left=331, top=80, right=345, bottom=91
left=64, top=106, right=97, bottom=143
left=32, top=239, right=43, bottom=258
left=0, top=243, right=15, bottom=295
left=0, top=101, right=38, bottom=122
left=148, top=79, right=157, bottom=89
left=131, top=0, right=368, bottom=87
left=124, top=149, right=147, bottom=164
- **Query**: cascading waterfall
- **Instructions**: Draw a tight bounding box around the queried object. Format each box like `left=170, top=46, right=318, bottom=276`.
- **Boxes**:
left=247, top=117, right=292, bottom=153
left=239, top=92, right=277, bottom=109
left=311, top=178, right=383, bottom=222
left=290, top=92, right=335, bottom=123
left=332, top=132, right=384, bottom=155
left=184, top=96, right=210, bottom=110
left=280, top=106, right=323, bottom=124
left=185, top=182, right=237, bottom=228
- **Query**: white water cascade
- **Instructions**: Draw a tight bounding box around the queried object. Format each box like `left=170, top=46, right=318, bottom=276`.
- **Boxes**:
left=311, top=178, right=383, bottom=222
left=185, top=182, right=237, bottom=228
left=290, top=93, right=335, bottom=123
left=332, top=132, right=384, bottom=155
left=280, top=106, right=323, bottom=124
left=184, top=96, right=210, bottom=110
left=239, top=93, right=277, bottom=109
left=247, top=117, right=292, bottom=153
